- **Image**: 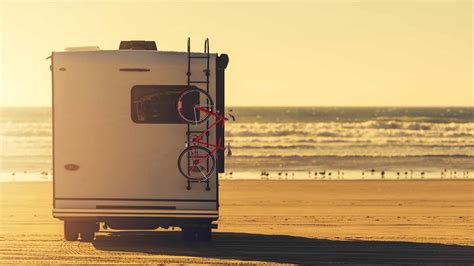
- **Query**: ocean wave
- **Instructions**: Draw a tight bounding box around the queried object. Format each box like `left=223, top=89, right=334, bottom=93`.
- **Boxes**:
left=231, top=144, right=474, bottom=149
left=233, top=144, right=317, bottom=149
left=2, top=119, right=473, bottom=160
left=1, top=122, right=52, bottom=137
left=226, top=121, right=474, bottom=138
left=443, top=132, right=473, bottom=138
left=3, top=120, right=473, bottom=138
left=222, top=107, right=474, bottom=123
left=229, top=154, right=474, bottom=159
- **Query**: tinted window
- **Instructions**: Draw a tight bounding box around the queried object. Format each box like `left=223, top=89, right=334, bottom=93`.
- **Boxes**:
left=131, top=85, right=198, bottom=124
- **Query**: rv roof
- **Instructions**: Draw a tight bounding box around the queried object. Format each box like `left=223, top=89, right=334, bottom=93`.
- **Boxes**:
left=65, top=46, right=100, bottom=52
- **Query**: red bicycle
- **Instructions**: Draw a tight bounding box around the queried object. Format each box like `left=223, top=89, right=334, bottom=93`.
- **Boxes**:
left=176, top=88, right=228, bottom=181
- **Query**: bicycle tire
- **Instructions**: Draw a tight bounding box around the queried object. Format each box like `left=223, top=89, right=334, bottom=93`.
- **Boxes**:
left=176, top=88, right=214, bottom=124
left=177, top=145, right=216, bottom=181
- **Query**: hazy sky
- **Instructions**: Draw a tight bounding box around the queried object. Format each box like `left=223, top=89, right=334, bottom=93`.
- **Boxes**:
left=1, top=1, right=472, bottom=107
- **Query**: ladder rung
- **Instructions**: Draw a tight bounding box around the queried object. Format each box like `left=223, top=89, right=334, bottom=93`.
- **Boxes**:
left=186, top=131, right=210, bottom=136
left=189, top=81, right=208, bottom=83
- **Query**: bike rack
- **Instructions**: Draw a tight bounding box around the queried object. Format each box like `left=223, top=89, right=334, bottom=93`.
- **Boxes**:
left=185, top=38, right=211, bottom=191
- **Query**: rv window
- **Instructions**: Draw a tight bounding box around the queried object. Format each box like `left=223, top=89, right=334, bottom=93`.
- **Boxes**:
left=131, top=85, right=199, bottom=124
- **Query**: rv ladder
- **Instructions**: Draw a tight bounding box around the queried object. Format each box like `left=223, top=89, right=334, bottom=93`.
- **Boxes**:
left=186, top=37, right=211, bottom=191
left=189, top=56, right=209, bottom=59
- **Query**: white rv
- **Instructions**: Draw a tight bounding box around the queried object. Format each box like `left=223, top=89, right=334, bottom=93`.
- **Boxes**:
left=50, top=39, right=229, bottom=241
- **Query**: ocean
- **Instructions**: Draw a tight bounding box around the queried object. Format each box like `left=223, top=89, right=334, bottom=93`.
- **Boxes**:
left=1, top=107, right=473, bottom=182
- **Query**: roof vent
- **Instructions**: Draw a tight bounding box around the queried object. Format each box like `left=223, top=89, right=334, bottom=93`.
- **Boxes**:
left=119, top=40, right=157, bottom=51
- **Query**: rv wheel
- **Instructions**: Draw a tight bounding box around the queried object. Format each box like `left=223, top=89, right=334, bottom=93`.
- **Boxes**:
left=64, top=221, right=79, bottom=241
left=80, top=231, right=95, bottom=242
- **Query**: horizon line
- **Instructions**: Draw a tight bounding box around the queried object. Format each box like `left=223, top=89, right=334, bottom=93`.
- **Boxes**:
left=1, top=105, right=473, bottom=109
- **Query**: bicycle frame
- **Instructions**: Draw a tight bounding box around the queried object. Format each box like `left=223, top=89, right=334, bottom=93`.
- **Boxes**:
left=190, top=105, right=228, bottom=156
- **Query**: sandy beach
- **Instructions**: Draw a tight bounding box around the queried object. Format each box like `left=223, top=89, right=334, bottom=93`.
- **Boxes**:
left=0, top=180, right=472, bottom=264
left=2, top=0, right=473, bottom=263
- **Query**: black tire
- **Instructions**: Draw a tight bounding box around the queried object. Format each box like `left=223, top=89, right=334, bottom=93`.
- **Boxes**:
left=64, top=221, right=79, bottom=241
left=178, top=146, right=215, bottom=181
left=80, top=231, right=95, bottom=242
left=176, top=88, right=214, bottom=124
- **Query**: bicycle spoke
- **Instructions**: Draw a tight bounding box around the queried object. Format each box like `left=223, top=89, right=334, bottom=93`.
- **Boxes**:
left=197, top=163, right=207, bottom=180
left=194, top=106, right=198, bottom=125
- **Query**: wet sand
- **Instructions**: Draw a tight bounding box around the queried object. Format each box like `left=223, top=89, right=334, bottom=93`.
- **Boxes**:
left=226, top=155, right=474, bottom=172
left=0, top=180, right=473, bottom=264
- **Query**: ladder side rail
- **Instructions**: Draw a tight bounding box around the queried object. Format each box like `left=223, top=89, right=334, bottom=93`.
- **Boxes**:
left=205, top=38, right=211, bottom=188
left=186, top=38, right=192, bottom=189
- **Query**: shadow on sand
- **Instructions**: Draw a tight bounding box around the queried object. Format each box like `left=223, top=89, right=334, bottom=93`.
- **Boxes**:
left=93, top=231, right=474, bottom=264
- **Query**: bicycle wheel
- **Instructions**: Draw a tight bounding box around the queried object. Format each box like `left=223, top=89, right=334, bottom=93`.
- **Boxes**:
left=176, top=88, right=214, bottom=124
left=178, top=146, right=216, bottom=181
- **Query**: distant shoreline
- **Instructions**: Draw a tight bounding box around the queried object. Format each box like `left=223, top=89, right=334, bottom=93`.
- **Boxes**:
left=2, top=106, right=474, bottom=108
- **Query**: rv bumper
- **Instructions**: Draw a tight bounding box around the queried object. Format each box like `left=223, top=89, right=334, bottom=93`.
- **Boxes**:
left=53, top=208, right=218, bottom=219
